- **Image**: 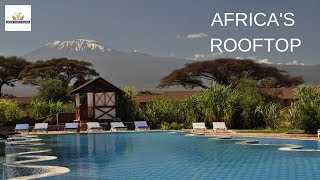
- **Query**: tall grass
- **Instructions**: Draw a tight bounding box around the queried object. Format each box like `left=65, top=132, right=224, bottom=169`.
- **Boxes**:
left=294, top=85, right=320, bottom=133
left=0, top=99, right=24, bottom=123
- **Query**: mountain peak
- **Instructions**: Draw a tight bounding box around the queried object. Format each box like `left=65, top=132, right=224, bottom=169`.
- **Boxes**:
left=44, top=39, right=112, bottom=52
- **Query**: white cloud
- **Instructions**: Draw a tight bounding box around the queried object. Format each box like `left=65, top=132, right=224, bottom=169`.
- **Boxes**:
left=186, top=32, right=209, bottom=39
left=231, top=57, right=305, bottom=66
left=206, top=51, right=224, bottom=58
left=190, top=51, right=224, bottom=60
left=191, top=53, right=206, bottom=60
left=234, top=56, right=274, bottom=64
left=177, top=32, right=209, bottom=39
left=256, top=58, right=273, bottom=64
left=285, top=60, right=305, bottom=65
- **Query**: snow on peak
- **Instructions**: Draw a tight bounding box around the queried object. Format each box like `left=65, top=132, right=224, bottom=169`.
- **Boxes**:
left=45, top=39, right=111, bottom=52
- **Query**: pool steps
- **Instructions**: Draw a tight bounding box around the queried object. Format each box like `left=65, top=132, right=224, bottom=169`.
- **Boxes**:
left=3, top=135, right=70, bottom=179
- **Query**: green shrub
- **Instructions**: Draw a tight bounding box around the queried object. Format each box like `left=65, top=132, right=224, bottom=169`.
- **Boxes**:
left=37, top=79, right=69, bottom=102
left=119, top=86, right=139, bottom=121
left=282, top=102, right=301, bottom=129
left=255, top=103, right=283, bottom=129
left=160, top=121, right=183, bottom=130
left=139, top=97, right=186, bottom=129
left=0, top=99, right=24, bottom=123
left=234, top=78, right=267, bottom=129
left=295, top=85, right=320, bottom=133
left=160, top=122, right=171, bottom=130
left=28, top=99, right=75, bottom=119
left=170, top=122, right=184, bottom=130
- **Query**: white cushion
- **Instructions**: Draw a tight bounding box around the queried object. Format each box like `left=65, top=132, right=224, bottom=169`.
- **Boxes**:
left=212, top=122, right=227, bottom=129
left=193, top=122, right=206, bottom=129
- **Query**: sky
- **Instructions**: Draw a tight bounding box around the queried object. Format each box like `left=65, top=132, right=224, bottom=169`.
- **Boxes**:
left=0, top=0, right=319, bottom=65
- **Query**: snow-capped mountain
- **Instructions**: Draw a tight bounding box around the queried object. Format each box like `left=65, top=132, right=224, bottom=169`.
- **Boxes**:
left=45, top=39, right=111, bottom=52
left=23, top=39, right=190, bottom=90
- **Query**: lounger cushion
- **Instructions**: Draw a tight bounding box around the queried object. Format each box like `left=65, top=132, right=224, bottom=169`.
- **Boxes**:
left=87, top=122, right=102, bottom=129
left=134, top=121, right=149, bottom=128
left=192, top=122, right=206, bottom=129
left=110, top=122, right=127, bottom=128
left=212, top=122, right=227, bottom=129
left=14, top=124, right=29, bottom=130
left=34, top=123, right=48, bottom=130
left=65, top=123, right=78, bottom=129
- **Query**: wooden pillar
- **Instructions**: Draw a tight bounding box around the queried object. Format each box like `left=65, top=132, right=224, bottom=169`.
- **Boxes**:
left=93, top=92, right=96, bottom=121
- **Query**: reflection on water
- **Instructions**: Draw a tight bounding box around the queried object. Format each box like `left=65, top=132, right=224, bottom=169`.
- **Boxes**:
left=39, top=133, right=132, bottom=167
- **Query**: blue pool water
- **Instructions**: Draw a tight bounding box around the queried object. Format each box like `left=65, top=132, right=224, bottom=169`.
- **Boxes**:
left=29, top=132, right=320, bottom=179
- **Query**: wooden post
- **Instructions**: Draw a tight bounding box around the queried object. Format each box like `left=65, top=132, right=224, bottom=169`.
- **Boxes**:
left=93, top=92, right=96, bottom=121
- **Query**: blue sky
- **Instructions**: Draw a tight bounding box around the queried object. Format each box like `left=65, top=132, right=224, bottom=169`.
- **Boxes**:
left=0, top=0, right=319, bottom=65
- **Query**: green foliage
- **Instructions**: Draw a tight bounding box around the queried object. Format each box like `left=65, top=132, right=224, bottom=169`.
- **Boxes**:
left=119, top=86, right=139, bottom=121
left=37, top=79, right=69, bottom=102
left=199, top=84, right=237, bottom=126
left=20, top=58, right=99, bottom=88
left=233, top=78, right=267, bottom=129
left=295, top=85, right=320, bottom=133
left=137, top=80, right=320, bottom=133
left=282, top=102, right=301, bottom=129
left=255, top=103, right=283, bottom=129
left=28, top=99, right=75, bottom=119
left=160, top=121, right=184, bottom=130
left=0, top=56, right=30, bottom=98
left=182, top=83, right=237, bottom=127
left=139, top=80, right=282, bottom=130
left=139, top=97, right=186, bottom=129
left=0, top=99, right=24, bottom=123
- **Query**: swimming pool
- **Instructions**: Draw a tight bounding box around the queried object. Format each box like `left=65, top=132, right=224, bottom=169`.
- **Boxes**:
left=6, top=132, right=320, bottom=179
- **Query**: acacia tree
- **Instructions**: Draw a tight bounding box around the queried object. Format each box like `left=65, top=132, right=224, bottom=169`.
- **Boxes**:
left=20, top=58, right=99, bottom=88
left=158, top=58, right=304, bottom=89
left=0, top=56, right=30, bottom=98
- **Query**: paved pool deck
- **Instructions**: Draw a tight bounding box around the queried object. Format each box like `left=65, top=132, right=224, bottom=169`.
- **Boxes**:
left=25, top=129, right=320, bottom=141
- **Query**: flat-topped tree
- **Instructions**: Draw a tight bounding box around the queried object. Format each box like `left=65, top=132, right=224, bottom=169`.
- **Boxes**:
left=158, top=58, right=304, bottom=89
left=0, top=56, right=30, bottom=98
left=20, top=58, right=99, bottom=88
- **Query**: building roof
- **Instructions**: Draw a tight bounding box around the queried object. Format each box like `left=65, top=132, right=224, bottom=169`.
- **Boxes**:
left=70, top=77, right=125, bottom=94
left=135, top=91, right=199, bottom=103
left=261, top=87, right=297, bottom=100
left=279, top=88, right=297, bottom=100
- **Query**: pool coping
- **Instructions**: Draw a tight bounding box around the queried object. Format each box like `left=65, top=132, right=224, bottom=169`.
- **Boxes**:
left=25, top=129, right=320, bottom=141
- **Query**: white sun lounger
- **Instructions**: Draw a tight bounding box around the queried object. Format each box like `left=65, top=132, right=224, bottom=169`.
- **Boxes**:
left=192, top=122, right=207, bottom=133
left=134, top=121, right=150, bottom=131
left=14, top=124, right=29, bottom=134
left=65, top=123, right=79, bottom=133
left=86, top=122, right=103, bottom=132
left=33, top=123, right=48, bottom=133
left=318, top=129, right=320, bottom=138
left=212, top=122, right=228, bottom=132
left=110, top=122, right=127, bottom=131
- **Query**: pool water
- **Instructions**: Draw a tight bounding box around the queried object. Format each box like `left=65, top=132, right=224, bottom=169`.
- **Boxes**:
left=31, top=132, right=320, bottom=179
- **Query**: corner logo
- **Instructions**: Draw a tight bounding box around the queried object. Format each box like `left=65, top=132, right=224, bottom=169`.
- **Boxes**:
left=12, top=12, right=25, bottom=20
left=5, top=5, right=31, bottom=31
